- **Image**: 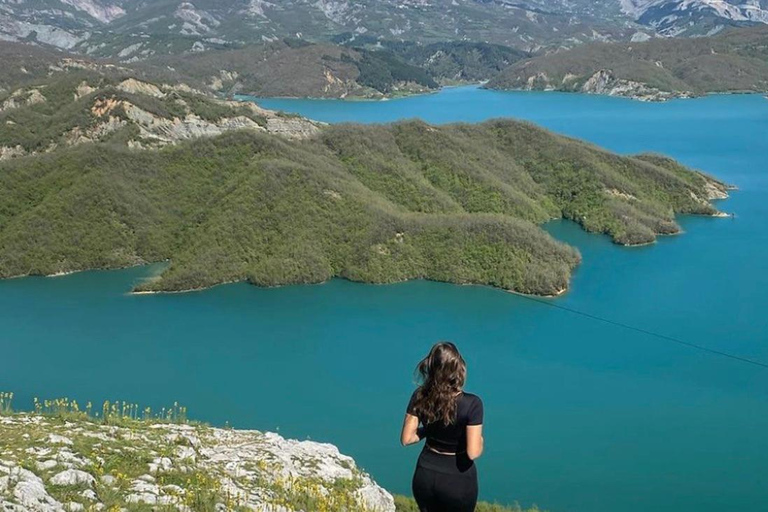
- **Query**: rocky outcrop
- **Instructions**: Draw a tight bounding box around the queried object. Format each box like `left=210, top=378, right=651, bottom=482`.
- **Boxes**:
left=0, top=78, right=322, bottom=162
left=494, top=68, right=695, bottom=101
left=117, top=78, right=166, bottom=98
left=59, top=0, right=126, bottom=24
left=120, top=102, right=267, bottom=144
left=266, top=116, right=323, bottom=139
left=115, top=97, right=320, bottom=144
left=0, top=145, right=26, bottom=161
left=73, top=81, right=96, bottom=100
left=1, top=87, right=46, bottom=112
left=0, top=414, right=395, bottom=512
left=703, top=179, right=732, bottom=200
left=579, top=70, right=692, bottom=102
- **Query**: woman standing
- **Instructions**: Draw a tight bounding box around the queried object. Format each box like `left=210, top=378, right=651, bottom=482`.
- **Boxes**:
left=401, top=342, right=484, bottom=512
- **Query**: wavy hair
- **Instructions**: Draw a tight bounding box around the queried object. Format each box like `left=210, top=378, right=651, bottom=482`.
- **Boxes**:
left=410, top=341, right=467, bottom=425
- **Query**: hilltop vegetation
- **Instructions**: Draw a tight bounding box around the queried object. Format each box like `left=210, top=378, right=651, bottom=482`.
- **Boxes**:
left=0, top=113, right=727, bottom=295
left=332, top=36, right=530, bottom=83
left=488, top=26, right=768, bottom=100
left=0, top=39, right=438, bottom=103
left=146, top=38, right=529, bottom=98
left=143, top=40, right=438, bottom=99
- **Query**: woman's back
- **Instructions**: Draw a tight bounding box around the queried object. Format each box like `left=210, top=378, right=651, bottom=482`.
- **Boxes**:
left=408, top=391, right=483, bottom=454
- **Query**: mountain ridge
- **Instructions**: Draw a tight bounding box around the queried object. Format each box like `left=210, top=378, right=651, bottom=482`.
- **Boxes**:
left=0, top=0, right=644, bottom=56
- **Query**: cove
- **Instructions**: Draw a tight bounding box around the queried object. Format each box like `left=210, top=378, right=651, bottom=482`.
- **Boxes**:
left=3, top=87, right=768, bottom=512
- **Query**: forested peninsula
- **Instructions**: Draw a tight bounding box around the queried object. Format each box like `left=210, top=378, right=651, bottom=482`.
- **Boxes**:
left=0, top=116, right=728, bottom=296
left=0, top=46, right=730, bottom=296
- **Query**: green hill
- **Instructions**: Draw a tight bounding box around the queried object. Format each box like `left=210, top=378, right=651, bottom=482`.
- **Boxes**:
left=0, top=114, right=728, bottom=296
left=487, top=26, right=768, bottom=100
left=143, top=38, right=528, bottom=98
left=142, top=40, right=439, bottom=99
left=332, top=36, right=531, bottom=84
left=0, top=39, right=438, bottom=102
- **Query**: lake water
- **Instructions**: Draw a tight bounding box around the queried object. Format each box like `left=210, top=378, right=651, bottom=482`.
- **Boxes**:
left=3, top=87, right=768, bottom=512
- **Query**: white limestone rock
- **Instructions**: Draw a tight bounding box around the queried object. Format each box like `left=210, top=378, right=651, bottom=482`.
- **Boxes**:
left=10, top=467, right=64, bottom=511
left=49, top=470, right=95, bottom=487
left=0, top=415, right=395, bottom=512
left=46, top=435, right=72, bottom=446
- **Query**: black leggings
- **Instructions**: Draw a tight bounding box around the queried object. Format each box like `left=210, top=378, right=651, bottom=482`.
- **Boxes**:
left=412, top=448, right=478, bottom=512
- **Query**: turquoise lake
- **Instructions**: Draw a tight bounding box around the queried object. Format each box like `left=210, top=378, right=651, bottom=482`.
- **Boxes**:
left=3, top=86, right=768, bottom=511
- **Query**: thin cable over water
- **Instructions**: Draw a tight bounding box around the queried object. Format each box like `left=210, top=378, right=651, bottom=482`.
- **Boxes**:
left=516, top=294, right=768, bottom=370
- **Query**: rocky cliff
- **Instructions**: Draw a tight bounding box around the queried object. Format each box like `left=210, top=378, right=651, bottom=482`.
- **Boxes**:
left=0, top=414, right=394, bottom=511
left=0, top=76, right=322, bottom=161
left=495, top=68, right=691, bottom=101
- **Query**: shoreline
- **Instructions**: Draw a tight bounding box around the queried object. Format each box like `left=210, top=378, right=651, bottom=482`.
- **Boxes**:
left=6, top=263, right=573, bottom=300
left=3, top=209, right=734, bottom=299
left=234, top=82, right=481, bottom=104
left=480, top=86, right=768, bottom=103
left=508, top=286, right=568, bottom=299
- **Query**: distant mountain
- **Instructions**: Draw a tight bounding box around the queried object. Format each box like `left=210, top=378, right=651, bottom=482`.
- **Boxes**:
left=620, top=0, right=768, bottom=36
left=487, top=25, right=768, bottom=100
left=4, top=0, right=768, bottom=61
left=0, top=0, right=643, bottom=58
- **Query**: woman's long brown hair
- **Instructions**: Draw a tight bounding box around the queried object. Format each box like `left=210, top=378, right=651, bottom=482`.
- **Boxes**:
left=410, top=341, right=467, bottom=425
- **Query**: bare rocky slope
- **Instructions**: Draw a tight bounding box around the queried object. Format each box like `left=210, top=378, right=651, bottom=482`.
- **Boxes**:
left=0, top=46, right=322, bottom=161
left=620, top=0, right=768, bottom=37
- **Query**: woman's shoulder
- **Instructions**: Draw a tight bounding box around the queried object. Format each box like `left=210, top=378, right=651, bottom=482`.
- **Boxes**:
left=460, top=392, right=483, bottom=424
left=461, top=391, right=482, bottom=404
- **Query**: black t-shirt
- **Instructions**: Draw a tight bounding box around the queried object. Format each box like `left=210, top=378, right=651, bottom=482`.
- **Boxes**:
left=407, top=390, right=484, bottom=453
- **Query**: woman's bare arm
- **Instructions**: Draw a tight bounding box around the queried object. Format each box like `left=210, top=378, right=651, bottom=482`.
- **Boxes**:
left=466, top=424, right=484, bottom=460
left=400, top=414, right=422, bottom=446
